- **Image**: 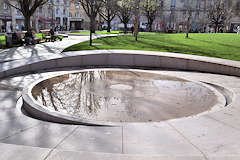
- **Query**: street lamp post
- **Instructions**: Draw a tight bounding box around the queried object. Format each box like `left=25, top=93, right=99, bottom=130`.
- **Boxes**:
left=49, top=0, right=54, bottom=28
left=90, top=0, right=94, bottom=46
left=51, top=4, right=54, bottom=27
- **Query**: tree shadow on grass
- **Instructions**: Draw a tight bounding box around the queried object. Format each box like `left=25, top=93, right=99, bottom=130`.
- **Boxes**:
left=189, top=38, right=240, bottom=50
left=137, top=37, right=232, bottom=59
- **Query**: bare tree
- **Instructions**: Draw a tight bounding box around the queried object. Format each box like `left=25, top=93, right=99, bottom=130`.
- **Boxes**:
left=208, top=0, right=228, bottom=33
left=99, top=0, right=118, bottom=32
left=78, top=0, right=103, bottom=33
left=140, top=0, right=163, bottom=32
left=78, top=0, right=104, bottom=45
left=133, top=0, right=140, bottom=41
left=223, top=7, right=232, bottom=32
left=184, top=3, right=193, bottom=38
left=4, top=0, right=48, bottom=31
left=117, top=0, right=132, bottom=34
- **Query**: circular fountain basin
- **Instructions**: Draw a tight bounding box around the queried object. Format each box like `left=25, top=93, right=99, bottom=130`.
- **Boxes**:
left=22, top=69, right=226, bottom=125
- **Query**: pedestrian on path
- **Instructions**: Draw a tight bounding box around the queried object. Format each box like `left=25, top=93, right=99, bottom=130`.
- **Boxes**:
left=237, top=26, right=240, bottom=35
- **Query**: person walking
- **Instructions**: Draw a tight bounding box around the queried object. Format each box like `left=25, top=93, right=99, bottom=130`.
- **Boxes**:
left=50, top=27, right=56, bottom=42
left=237, top=26, right=240, bottom=35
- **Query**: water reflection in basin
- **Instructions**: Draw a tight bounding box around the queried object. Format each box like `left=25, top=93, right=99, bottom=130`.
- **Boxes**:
left=32, top=70, right=217, bottom=122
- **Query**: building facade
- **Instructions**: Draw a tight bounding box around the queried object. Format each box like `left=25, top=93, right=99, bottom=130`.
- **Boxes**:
left=54, top=0, right=70, bottom=30
left=0, top=0, right=240, bottom=32
left=0, top=0, right=70, bottom=32
left=0, top=1, right=13, bottom=32
left=147, top=0, right=240, bottom=32
left=112, top=0, right=240, bottom=33
left=69, top=0, right=84, bottom=30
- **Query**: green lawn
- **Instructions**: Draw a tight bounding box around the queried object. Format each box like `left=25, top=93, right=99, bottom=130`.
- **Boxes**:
left=35, top=33, right=43, bottom=40
left=0, top=35, right=6, bottom=47
left=64, top=33, right=240, bottom=61
left=35, top=33, right=63, bottom=41
left=71, top=30, right=121, bottom=35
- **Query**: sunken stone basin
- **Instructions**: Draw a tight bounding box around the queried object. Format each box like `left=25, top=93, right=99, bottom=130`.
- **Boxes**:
left=26, top=69, right=221, bottom=124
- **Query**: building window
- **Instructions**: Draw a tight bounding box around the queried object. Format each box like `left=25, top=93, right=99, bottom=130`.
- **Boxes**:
left=56, top=17, right=60, bottom=24
left=17, top=9, right=22, bottom=15
left=196, top=0, right=200, bottom=9
left=184, top=0, right=189, bottom=7
left=171, top=0, right=176, bottom=8
left=69, top=12, right=72, bottom=17
left=210, top=0, right=214, bottom=5
left=76, top=4, right=80, bottom=9
left=48, top=7, right=51, bottom=17
left=39, top=6, right=43, bottom=13
left=235, top=2, right=240, bottom=16
left=75, top=12, right=80, bottom=18
left=3, top=3, right=8, bottom=10
left=16, top=3, right=21, bottom=15
left=63, top=9, right=66, bottom=15
left=56, top=8, right=59, bottom=15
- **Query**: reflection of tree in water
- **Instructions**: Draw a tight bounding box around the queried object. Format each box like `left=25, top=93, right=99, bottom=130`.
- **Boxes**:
left=32, top=71, right=108, bottom=119
left=32, top=74, right=70, bottom=111
left=32, top=70, right=162, bottom=121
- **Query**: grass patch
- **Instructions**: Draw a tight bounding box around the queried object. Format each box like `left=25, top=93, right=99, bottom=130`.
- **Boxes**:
left=64, top=33, right=240, bottom=61
left=71, top=30, right=121, bottom=35
left=0, top=35, right=6, bottom=47
left=35, top=33, right=63, bottom=41
left=35, top=33, right=43, bottom=40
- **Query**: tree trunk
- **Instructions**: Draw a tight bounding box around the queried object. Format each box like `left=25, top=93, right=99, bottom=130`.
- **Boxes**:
left=186, top=31, right=189, bottom=38
left=186, top=16, right=190, bottom=38
left=24, top=16, right=31, bottom=31
left=223, top=23, right=227, bottom=33
left=186, top=22, right=189, bottom=38
left=91, top=19, right=96, bottom=33
left=124, top=23, right=127, bottom=34
left=89, top=16, right=94, bottom=46
left=148, top=21, right=153, bottom=32
left=107, top=20, right=111, bottom=32
left=134, top=16, right=139, bottom=41
left=215, top=24, right=218, bottom=33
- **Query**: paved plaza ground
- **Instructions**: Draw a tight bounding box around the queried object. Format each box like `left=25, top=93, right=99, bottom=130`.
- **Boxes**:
left=0, top=35, right=240, bottom=160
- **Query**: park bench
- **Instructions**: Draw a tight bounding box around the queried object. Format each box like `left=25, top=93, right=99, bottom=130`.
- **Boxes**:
left=40, top=29, right=63, bottom=42
left=40, top=30, right=51, bottom=42
left=167, top=29, right=177, bottom=33
left=4, top=31, right=40, bottom=47
left=12, top=32, right=25, bottom=45
left=17, top=31, right=41, bottom=45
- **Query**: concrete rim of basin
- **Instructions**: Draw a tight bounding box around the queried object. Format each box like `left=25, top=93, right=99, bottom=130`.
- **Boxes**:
left=21, top=68, right=228, bottom=126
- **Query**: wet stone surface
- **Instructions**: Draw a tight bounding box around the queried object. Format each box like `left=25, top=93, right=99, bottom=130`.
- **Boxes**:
left=32, top=70, right=217, bottom=122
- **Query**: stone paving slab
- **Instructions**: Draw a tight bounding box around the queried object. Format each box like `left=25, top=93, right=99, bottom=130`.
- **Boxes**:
left=1, top=122, right=78, bottom=149
left=56, top=126, right=122, bottom=153
left=123, top=123, right=202, bottom=156
left=0, top=143, right=50, bottom=160
left=0, top=115, right=41, bottom=141
left=0, top=90, right=21, bottom=107
left=0, top=108, right=22, bottom=122
left=46, top=149, right=206, bottom=160
left=169, top=114, right=240, bottom=156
